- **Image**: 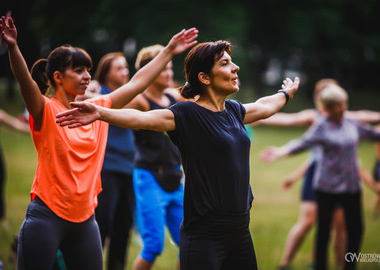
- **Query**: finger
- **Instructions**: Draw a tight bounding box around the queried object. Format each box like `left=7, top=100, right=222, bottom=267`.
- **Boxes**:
left=8, top=17, right=14, bottom=28
left=69, top=102, right=86, bottom=108
left=56, top=115, right=74, bottom=123
left=56, top=108, right=78, bottom=118
left=59, top=119, right=79, bottom=127
left=68, top=123, right=84, bottom=129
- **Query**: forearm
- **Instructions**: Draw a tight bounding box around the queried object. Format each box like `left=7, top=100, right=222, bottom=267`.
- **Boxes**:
left=98, top=107, right=149, bottom=129
left=244, top=92, right=287, bottom=124
left=98, top=107, right=173, bottom=131
left=8, top=44, right=43, bottom=115
left=110, top=46, right=174, bottom=109
left=346, top=110, right=380, bottom=124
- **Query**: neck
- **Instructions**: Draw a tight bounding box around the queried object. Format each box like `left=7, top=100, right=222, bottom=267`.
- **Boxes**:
left=196, top=88, right=227, bottom=112
left=145, top=84, right=166, bottom=100
left=104, top=82, right=122, bottom=92
left=54, top=88, right=76, bottom=108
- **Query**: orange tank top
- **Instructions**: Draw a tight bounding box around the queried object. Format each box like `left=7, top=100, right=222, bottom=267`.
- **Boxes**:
left=30, top=95, right=111, bottom=222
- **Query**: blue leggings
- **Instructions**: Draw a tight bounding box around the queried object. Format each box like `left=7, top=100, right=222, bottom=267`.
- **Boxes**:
left=17, top=197, right=103, bottom=270
left=133, top=168, right=183, bottom=263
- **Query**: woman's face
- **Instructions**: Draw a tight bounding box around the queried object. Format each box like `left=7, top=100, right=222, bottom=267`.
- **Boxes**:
left=106, top=57, right=129, bottom=88
left=327, top=101, right=347, bottom=123
left=153, top=61, right=174, bottom=90
left=209, top=51, right=240, bottom=95
left=60, top=66, right=91, bottom=96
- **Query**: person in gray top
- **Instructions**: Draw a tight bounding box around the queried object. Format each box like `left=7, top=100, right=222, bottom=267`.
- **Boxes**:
left=261, top=84, right=380, bottom=270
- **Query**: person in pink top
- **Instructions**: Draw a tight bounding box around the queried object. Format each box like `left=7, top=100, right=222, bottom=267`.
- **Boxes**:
left=0, top=14, right=198, bottom=270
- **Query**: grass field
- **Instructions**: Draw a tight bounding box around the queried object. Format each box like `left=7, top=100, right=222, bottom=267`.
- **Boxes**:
left=0, top=90, right=379, bottom=269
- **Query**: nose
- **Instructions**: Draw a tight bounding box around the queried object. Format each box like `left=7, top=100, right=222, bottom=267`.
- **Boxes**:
left=84, top=70, right=91, bottom=80
left=232, top=62, right=240, bottom=72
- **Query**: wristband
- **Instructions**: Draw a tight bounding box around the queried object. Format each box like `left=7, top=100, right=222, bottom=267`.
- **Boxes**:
left=278, top=90, right=289, bottom=104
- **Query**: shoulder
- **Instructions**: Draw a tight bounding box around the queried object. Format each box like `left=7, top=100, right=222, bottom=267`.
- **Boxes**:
left=169, top=100, right=195, bottom=112
left=226, top=99, right=246, bottom=118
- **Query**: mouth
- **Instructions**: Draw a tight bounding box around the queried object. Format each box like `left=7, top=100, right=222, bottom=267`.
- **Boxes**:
left=232, top=76, right=239, bottom=84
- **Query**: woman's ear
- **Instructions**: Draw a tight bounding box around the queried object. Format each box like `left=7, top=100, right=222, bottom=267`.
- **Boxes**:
left=198, top=72, right=210, bottom=86
left=53, top=71, right=63, bottom=85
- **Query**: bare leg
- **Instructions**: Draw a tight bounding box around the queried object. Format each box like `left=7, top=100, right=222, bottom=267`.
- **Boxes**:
left=279, top=201, right=317, bottom=267
left=331, top=207, right=346, bottom=268
left=132, top=255, right=153, bottom=270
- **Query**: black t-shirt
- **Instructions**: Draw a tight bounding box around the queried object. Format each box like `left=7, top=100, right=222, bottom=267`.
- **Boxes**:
left=168, top=100, right=253, bottom=229
left=134, top=93, right=181, bottom=169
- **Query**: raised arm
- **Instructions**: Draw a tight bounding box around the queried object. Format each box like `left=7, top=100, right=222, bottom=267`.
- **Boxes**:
left=108, top=28, right=198, bottom=109
left=0, top=16, right=45, bottom=126
left=243, top=77, right=300, bottom=124
left=56, top=101, right=175, bottom=132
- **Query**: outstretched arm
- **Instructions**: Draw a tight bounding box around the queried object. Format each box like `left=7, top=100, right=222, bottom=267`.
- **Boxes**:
left=56, top=101, right=175, bottom=132
left=0, top=109, right=30, bottom=134
left=0, top=16, right=45, bottom=128
left=252, top=109, right=317, bottom=127
left=109, top=28, right=198, bottom=109
left=243, top=77, right=300, bottom=124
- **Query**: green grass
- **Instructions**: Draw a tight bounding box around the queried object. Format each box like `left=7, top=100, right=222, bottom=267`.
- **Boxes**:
left=0, top=88, right=380, bottom=269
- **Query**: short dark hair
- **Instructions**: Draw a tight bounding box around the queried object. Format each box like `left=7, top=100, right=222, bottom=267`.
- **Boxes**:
left=179, top=41, right=231, bottom=99
left=31, top=45, right=92, bottom=94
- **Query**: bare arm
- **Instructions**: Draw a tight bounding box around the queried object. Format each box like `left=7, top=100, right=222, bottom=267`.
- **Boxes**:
left=346, top=110, right=380, bottom=124
left=282, top=160, right=310, bottom=190
left=108, top=28, right=198, bottom=109
left=252, top=109, right=317, bottom=127
left=56, top=101, right=176, bottom=132
left=243, top=77, right=300, bottom=124
left=1, top=16, right=45, bottom=128
left=0, top=109, right=30, bottom=134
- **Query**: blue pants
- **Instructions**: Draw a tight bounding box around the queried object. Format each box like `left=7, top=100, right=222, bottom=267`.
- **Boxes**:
left=17, top=197, right=102, bottom=270
left=133, top=167, right=184, bottom=263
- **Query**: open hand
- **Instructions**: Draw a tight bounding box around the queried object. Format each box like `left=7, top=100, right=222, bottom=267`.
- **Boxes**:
left=0, top=14, right=17, bottom=47
left=167, top=27, right=198, bottom=55
left=56, top=102, right=100, bottom=128
left=281, top=77, right=300, bottom=100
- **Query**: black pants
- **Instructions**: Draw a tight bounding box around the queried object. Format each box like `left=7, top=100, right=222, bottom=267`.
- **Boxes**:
left=315, top=191, right=363, bottom=270
left=95, top=171, right=135, bottom=270
left=18, top=197, right=103, bottom=270
left=180, top=212, right=257, bottom=270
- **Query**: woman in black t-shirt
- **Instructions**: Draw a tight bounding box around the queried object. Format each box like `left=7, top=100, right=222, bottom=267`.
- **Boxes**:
left=57, top=41, right=300, bottom=270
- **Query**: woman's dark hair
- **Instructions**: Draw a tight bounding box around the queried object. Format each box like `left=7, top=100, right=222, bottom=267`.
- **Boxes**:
left=94, top=52, right=125, bottom=85
left=179, top=41, right=231, bottom=99
left=31, top=45, right=92, bottom=94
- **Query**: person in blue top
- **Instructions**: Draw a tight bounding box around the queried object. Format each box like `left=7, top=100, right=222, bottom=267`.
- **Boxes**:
left=56, top=40, right=300, bottom=270
left=91, top=52, right=136, bottom=270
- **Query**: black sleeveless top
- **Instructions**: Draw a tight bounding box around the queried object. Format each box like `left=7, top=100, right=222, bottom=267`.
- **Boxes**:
left=134, top=93, right=181, bottom=171
left=168, top=100, right=253, bottom=229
